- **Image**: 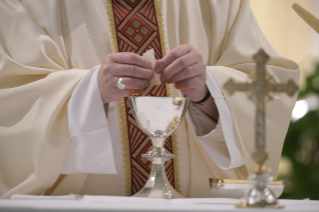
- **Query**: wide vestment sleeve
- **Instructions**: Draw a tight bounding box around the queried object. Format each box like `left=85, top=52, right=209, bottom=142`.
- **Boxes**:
left=173, top=0, right=300, bottom=177
left=0, top=1, right=90, bottom=198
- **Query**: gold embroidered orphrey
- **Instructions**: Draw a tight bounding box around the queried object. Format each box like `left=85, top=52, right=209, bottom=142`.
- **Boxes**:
left=105, top=0, right=181, bottom=196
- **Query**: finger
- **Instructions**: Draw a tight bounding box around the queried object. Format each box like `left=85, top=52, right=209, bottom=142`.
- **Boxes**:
left=114, top=77, right=150, bottom=89
left=117, top=89, right=144, bottom=97
left=161, top=54, right=202, bottom=83
left=130, top=89, right=144, bottom=96
left=111, top=64, right=153, bottom=80
left=174, top=75, right=205, bottom=90
left=102, top=88, right=137, bottom=102
left=108, top=52, right=152, bottom=69
left=167, top=63, right=204, bottom=83
left=155, top=44, right=192, bottom=74
left=115, top=88, right=137, bottom=98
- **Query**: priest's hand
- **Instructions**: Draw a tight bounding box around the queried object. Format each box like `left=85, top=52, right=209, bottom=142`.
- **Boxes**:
left=98, top=52, right=153, bottom=104
left=155, top=44, right=219, bottom=121
left=155, top=44, right=206, bottom=101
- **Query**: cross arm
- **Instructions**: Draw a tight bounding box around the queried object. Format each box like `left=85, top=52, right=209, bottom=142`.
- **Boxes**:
left=266, top=79, right=299, bottom=96
left=224, top=78, right=255, bottom=96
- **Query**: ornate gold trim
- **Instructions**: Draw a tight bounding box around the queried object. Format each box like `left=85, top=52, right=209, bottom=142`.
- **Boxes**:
left=105, top=0, right=131, bottom=196
left=209, top=178, right=285, bottom=185
left=170, top=133, right=181, bottom=193
left=165, top=83, right=173, bottom=97
left=118, top=99, right=131, bottom=196
left=105, top=0, right=119, bottom=53
left=154, top=0, right=167, bottom=56
left=154, top=0, right=180, bottom=193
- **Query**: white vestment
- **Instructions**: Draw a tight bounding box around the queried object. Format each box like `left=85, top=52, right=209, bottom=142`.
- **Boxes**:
left=0, top=0, right=299, bottom=198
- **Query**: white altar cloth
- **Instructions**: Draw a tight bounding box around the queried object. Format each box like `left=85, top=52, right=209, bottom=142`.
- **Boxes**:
left=1, top=196, right=319, bottom=212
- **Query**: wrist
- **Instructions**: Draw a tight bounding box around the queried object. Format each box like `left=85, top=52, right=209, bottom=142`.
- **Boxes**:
left=182, top=85, right=207, bottom=102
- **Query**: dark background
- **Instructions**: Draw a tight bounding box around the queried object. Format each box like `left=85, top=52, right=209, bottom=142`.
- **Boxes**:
left=279, top=63, right=319, bottom=200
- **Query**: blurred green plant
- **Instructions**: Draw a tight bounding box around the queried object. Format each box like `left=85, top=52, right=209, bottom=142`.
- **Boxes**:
left=279, top=63, right=319, bottom=200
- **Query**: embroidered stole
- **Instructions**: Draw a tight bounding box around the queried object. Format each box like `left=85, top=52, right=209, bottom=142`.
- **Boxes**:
left=106, top=0, right=180, bottom=196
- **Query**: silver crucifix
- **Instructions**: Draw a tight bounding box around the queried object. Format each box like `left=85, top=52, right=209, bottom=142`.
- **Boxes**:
left=224, top=49, right=298, bottom=208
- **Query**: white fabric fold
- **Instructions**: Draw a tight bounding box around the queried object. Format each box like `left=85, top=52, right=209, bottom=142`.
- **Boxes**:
left=63, top=65, right=121, bottom=174
left=187, top=70, right=244, bottom=169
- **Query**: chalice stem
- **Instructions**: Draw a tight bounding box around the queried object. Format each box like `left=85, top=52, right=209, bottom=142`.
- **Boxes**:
left=132, top=138, right=183, bottom=199
left=135, top=163, right=173, bottom=198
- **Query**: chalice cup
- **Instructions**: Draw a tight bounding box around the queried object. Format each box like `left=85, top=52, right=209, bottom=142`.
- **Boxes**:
left=129, top=96, right=189, bottom=199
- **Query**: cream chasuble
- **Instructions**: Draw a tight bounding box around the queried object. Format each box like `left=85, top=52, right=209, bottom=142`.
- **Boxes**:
left=0, top=0, right=299, bottom=199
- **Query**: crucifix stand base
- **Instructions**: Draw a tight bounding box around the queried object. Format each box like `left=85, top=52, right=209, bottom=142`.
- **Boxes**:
left=235, top=164, right=284, bottom=209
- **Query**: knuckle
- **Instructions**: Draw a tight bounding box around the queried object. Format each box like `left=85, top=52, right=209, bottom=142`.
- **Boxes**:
left=105, top=53, right=115, bottom=62
left=128, top=65, right=136, bottom=75
left=162, top=71, right=169, bottom=80
left=185, top=67, right=192, bottom=77
left=147, top=70, right=153, bottom=80
left=100, top=64, right=111, bottom=76
left=171, top=51, right=179, bottom=59
left=105, top=53, right=112, bottom=60
left=104, top=64, right=111, bottom=72
left=184, top=44, right=192, bottom=49
left=127, top=53, right=136, bottom=61
left=179, top=58, right=186, bottom=67
left=196, top=53, right=202, bottom=61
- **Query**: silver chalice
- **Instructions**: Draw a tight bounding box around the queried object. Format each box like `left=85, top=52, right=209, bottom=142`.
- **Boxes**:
left=129, top=96, right=189, bottom=199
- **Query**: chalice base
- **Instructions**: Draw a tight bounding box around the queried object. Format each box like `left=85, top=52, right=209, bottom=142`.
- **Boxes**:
left=132, top=155, right=184, bottom=199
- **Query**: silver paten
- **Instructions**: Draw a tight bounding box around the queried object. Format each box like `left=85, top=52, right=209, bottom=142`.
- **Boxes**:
left=129, top=96, right=189, bottom=199
left=209, top=178, right=284, bottom=199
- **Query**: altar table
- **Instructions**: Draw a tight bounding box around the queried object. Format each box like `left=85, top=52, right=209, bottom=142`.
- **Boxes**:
left=0, top=195, right=319, bottom=212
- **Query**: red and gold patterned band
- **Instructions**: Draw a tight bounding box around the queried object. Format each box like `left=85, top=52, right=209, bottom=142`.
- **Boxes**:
left=106, top=0, right=180, bottom=196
